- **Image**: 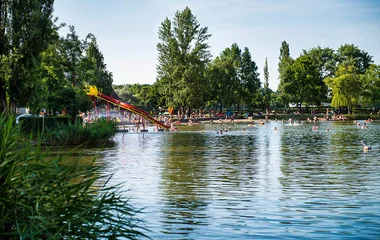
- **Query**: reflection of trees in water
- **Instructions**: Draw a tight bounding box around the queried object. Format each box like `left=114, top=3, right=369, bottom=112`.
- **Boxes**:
left=205, top=135, right=259, bottom=197
left=159, top=133, right=262, bottom=236
left=279, top=124, right=371, bottom=200
left=160, top=133, right=210, bottom=236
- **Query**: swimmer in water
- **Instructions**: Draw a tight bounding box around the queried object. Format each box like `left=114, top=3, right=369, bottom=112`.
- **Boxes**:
left=361, top=140, right=372, bottom=151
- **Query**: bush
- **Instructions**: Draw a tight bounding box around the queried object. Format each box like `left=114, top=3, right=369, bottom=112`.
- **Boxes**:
left=44, top=119, right=117, bottom=145
left=0, top=114, right=149, bottom=239
left=19, top=116, right=82, bottom=134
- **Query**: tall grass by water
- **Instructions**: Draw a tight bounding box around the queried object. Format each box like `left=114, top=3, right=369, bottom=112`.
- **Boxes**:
left=0, top=114, right=149, bottom=239
left=44, top=119, right=118, bottom=145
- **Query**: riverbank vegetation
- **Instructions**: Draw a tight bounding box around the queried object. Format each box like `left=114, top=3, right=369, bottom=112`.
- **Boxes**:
left=16, top=115, right=117, bottom=146
left=114, top=7, right=380, bottom=118
left=0, top=3, right=378, bottom=120
left=44, top=118, right=117, bottom=145
left=0, top=115, right=148, bottom=239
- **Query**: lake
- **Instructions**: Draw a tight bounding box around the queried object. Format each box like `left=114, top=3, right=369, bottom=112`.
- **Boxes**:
left=95, top=120, right=380, bottom=239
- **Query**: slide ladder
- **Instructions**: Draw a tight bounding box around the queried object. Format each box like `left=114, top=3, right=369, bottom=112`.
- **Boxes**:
left=86, top=86, right=170, bottom=130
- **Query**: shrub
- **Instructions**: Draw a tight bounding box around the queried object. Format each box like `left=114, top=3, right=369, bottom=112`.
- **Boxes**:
left=19, top=116, right=76, bottom=134
left=0, top=114, right=149, bottom=239
left=44, top=119, right=117, bottom=145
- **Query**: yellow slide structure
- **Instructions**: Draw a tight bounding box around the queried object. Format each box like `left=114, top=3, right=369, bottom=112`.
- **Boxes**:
left=86, top=86, right=170, bottom=130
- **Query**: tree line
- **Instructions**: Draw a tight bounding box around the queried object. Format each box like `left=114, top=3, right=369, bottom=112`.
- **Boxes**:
left=277, top=41, right=378, bottom=114
left=116, top=7, right=379, bottom=117
left=1, top=3, right=379, bottom=118
left=0, top=0, right=113, bottom=121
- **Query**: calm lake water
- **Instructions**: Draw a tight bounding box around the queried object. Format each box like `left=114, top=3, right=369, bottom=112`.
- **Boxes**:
left=96, top=121, right=380, bottom=239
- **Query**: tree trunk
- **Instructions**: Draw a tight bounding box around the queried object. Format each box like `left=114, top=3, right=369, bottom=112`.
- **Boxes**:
left=0, top=0, right=7, bottom=113
left=8, top=100, right=16, bottom=114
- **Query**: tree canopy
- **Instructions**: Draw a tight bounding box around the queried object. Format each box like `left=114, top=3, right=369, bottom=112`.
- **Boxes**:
left=156, top=6, right=211, bottom=116
left=1, top=3, right=379, bottom=117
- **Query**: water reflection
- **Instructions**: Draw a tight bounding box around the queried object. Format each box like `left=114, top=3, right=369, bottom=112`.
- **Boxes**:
left=278, top=122, right=380, bottom=237
left=90, top=121, right=380, bottom=239
left=159, top=133, right=210, bottom=236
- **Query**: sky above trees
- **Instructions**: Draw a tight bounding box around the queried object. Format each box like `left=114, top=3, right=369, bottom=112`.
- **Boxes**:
left=54, top=0, right=380, bottom=90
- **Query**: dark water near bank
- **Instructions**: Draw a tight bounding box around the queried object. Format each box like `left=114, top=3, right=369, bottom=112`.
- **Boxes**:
left=97, top=121, right=380, bottom=239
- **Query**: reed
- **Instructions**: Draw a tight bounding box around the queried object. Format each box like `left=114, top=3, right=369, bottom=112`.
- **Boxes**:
left=0, top=114, right=149, bottom=239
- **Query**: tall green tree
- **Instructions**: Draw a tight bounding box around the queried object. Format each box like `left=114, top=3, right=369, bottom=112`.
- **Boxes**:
left=277, top=41, right=293, bottom=106
left=0, top=0, right=55, bottom=113
left=303, top=46, right=335, bottom=104
left=206, top=56, right=233, bottom=112
left=324, top=61, right=362, bottom=114
left=206, top=45, right=239, bottom=112
left=156, top=7, right=211, bottom=116
left=323, top=44, right=373, bottom=114
left=60, top=25, right=83, bottom=88
left=226, top=43, right=241, bottom=110
left=263, top=57, right=270, bottom=112
left=277, top=53, right=323, bottom=112
left=82, top=34, right=113, bottom=95
left=336, top=44, right=373, bottom=74
left=361, top=64, right=380, bottom=109
left=28, top=42, right=66, bottom=114
left=304, top=46, right=336, bottom=79
left=292, top=54, right=321, bottom=110
left=239, top=47, right=260, bottom=112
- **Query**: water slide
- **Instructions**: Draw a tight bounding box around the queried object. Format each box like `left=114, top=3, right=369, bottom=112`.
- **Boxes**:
left=86, top=86, right=170, bottom=130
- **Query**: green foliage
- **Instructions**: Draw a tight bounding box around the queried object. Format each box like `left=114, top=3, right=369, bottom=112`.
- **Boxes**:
left=114, top=83, right=161, bottom=108
left=303, top=46, right=336, bottom=79
left=276, top=42, right=376, bottom=112
left=324, top=63, right=362, bottom=114
left=361, top=64, right=380, bottom=108
left=263, top=58, right=270, bottom=111
left=206, top=45, right=239, bottom=110
left=240, top=47, right=261, bottom=109
left=44, top=119, right=117, bottom=145
left=277, top=41, right=293, bottom=106
left=156, top=7, right=211, bottom=113
left=285, top=54, right=321, bottom=108
left=0, top=12, right=114, bottom=117
left=82, top=34, right=113, bottom=95
left=336, top=44, right=373, bottom=74
left=0, top=114, right=149, bottom=239
left=0, top=0, right=57, bottom=112
left=206, top=44, right=260, bottom=112
left=19, top=116, right=73, bottom=134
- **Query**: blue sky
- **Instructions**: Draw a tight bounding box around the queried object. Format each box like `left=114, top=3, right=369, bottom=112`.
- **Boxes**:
left=54, top=0, right=380, bottom=90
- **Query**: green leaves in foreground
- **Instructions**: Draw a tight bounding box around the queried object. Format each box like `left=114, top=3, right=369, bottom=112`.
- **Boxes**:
left=0, top=115, right=149, bottom=239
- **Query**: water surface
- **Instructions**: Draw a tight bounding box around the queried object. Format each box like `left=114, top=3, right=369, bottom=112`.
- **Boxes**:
left=98, top=121, right=380, bottom=239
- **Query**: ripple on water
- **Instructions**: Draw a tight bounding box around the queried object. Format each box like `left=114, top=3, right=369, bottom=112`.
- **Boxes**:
left=92, top=122, right=380, bottom=239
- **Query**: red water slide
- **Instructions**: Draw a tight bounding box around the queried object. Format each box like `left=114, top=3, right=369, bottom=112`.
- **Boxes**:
left=87, top=86, right=170, bottom=130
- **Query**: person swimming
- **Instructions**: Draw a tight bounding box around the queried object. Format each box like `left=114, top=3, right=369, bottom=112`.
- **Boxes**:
left=361, top=140, right=372, bottom=151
